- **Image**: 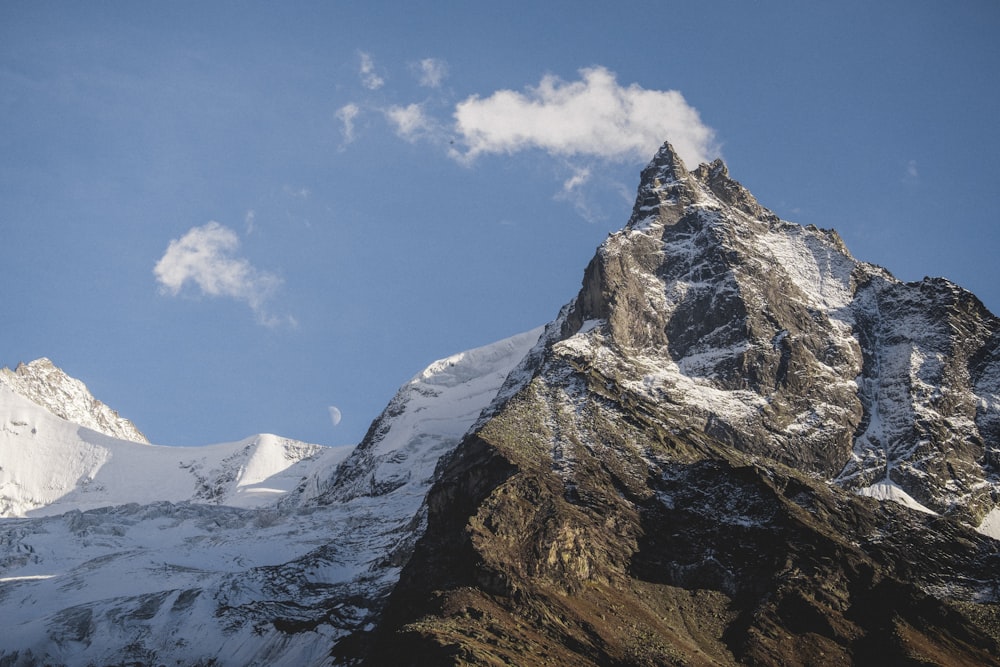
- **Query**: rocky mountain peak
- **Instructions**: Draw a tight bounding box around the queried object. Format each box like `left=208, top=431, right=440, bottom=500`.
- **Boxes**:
left=626, top=141, right=695, bottom=229
left=0, top=357, right=148, bottom=443
left=626, top=143, right=776, bottom=230
left=538, top=141, right=998, bottom=524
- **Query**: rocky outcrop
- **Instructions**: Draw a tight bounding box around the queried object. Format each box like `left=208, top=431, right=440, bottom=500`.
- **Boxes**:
left=366, top=143, right=1000, bottom=666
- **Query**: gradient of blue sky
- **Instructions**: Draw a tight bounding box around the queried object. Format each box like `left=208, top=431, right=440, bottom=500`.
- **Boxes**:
left=2, top=1, right=998, bottom=446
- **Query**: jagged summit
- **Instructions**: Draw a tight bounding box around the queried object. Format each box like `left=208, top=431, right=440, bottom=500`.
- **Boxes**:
left=629, top=142, right=777, bottom=230
left=569, top=142, right=1000, bottom=523
left=0, top=357, right=148, bottom=443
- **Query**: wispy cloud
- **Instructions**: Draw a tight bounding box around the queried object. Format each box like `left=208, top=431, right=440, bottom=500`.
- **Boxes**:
left=335, top=103, right=360, bottom=143
left=554, top=165, right=604, bottom=223
left=561, top=166, right=592, bottom=193
left=903, top=159, right=919, bottom=184
left=283, top=185, right=310, bottom=199
left=385, top=103, right=440, bottom=143
left=449, top=66, right=718, bottom=167
left=358, top=51, right=384, bottom=90
left=153, top=221, right=289, bottom=326
left=415, top=58, right=448, bottom=88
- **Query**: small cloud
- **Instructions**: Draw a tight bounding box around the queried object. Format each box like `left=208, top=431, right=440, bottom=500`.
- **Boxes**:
left=555, top=165, right=603, bottom=223
left=903, top=159, right=919, bottom=184
left=561, top=166, right=592, bottom=193
left=385, top=103, right=439, bottom=143
left=450, top=66, right=718, bottom=167
left=358, top=51, right=384, bottom=91
left=328, top=405, right=342, bottom=426
left=335, top=103, right=360, bottom=143
left=153, top=221, right=289, bottom=326
left=245, top=209, right=256, bottom=235
left=283, top=185, right=310, bottom=199
left=415, top=58, right=448, bottom=88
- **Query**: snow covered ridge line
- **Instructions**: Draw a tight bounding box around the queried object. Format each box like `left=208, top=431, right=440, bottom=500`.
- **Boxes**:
left=0, top=328, right=543, bottom=519
left=0, top=385, right=351, bottom=518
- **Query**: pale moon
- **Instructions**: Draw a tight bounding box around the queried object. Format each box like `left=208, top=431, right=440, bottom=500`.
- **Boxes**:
left=328, top=405, right=343, bottom=426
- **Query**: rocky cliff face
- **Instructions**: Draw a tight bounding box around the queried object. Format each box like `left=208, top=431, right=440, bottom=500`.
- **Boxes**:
left=364, top=144, right=1000, bottom=666
left=0, top=357, right=148, bottom=443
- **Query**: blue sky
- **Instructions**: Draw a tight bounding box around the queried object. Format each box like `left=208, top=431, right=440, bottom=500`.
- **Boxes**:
left=2, top=2, right=999, bottom=447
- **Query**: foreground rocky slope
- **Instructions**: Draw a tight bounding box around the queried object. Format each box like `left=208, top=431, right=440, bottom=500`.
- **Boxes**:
left=364, top=144, right=1000, bottom=665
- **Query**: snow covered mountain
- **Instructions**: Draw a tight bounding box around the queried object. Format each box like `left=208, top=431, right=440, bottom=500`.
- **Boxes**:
left=1, top=358, right=148, bottom=443
left=2, top=142, right=999, bottom=666
left=0, top=331, right=540, bottom=665
left=0, top=386, right=343, bottom=517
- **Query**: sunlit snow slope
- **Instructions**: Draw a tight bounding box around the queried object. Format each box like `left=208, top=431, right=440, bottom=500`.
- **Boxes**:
left=0, top=387, right=348, bottom=517
left=0, top=358, right=149, bottom=443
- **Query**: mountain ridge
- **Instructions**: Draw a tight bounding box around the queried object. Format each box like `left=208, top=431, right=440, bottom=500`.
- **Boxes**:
left=0, top=385, right=346, bottom=517
left=364, top=142, right=1000, bottom=665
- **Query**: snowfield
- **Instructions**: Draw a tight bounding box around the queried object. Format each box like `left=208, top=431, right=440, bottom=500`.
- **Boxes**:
left=0, top=387, right=350, bottom=517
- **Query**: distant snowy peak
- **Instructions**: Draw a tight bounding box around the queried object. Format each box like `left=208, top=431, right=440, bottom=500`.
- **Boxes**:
left=0, top=384, right=344, bottom=517
left=0, top=357, right=148, bottom=443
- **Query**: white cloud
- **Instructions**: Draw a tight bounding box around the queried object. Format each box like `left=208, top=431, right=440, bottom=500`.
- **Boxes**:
left=385, top=103, right=438, bottom=143
left=904, top=159, right=919, bottom=183
left=555, top=165, right=603, bottom=223
left=335, top=103, right=360, bottom=143
left=561, top=166, right=592, bottom=193
left=245, top=209, right=256, bottom=235
left=451, top=66, right=718, bottom=167
left=358, top=51, right=384, bottom=90
left=415, top=58, right=448, bottom=88
left=328, top=405, right=342, bottom=427
left=153, top=221, right=286, bottom=326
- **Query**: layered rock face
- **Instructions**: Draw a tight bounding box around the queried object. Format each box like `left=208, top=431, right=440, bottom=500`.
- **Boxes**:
left=365, top=144, right=1000, bottom=666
